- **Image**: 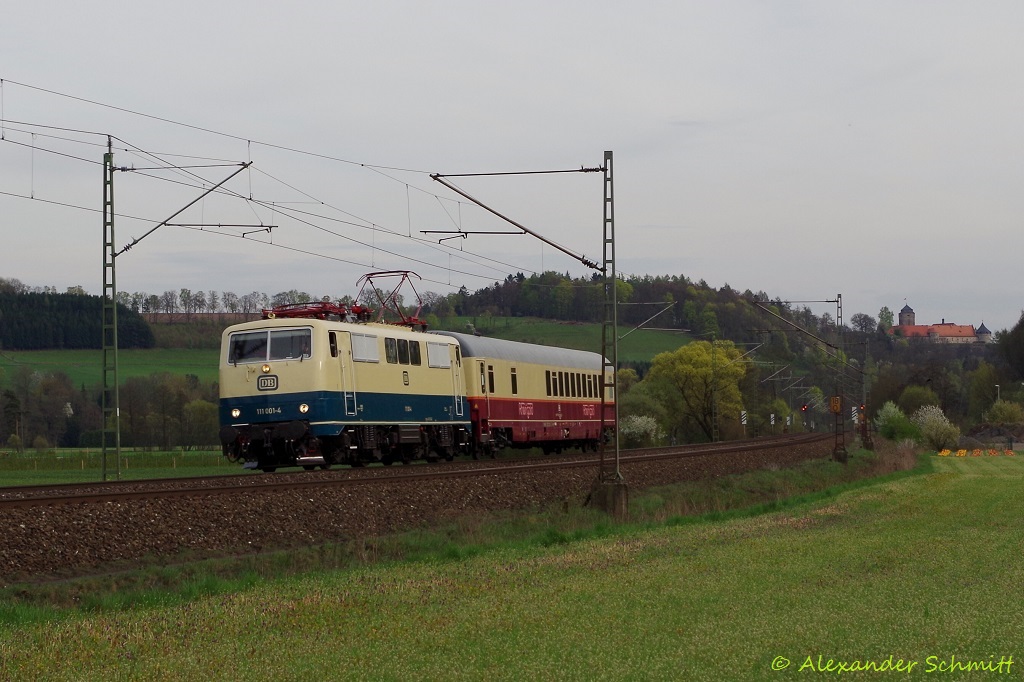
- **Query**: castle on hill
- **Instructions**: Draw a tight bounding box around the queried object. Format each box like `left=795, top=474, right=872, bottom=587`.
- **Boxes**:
left=889, top=304, right=992, bottom=344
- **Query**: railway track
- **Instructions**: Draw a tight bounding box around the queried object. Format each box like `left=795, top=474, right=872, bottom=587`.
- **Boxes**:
left=0, top=433, right=829, bottom=510
left=1, top=433, right=836, bottom=580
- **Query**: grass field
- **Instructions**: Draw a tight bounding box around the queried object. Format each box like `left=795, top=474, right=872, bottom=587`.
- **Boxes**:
left=1, top=453, right=1020, bottom=680
left=0, top=348, right=221, bottom=388
left=0, top=449, right=240, bottom=486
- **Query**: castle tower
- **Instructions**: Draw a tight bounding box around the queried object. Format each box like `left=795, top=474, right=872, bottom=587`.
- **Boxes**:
left=977, top=322, right=992, bottom=344
left=898, top=304, right=915, bottom=326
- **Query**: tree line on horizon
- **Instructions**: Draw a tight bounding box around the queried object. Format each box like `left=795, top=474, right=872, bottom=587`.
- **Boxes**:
left=2, top=273, right=1023, bottom=452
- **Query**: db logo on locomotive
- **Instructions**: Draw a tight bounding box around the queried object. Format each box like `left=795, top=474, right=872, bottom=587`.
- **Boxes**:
left=257, top=375, right=279, bottom=391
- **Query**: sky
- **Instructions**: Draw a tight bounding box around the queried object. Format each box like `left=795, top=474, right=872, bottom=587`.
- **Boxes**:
left=1, top=1, right=1022, bottom=332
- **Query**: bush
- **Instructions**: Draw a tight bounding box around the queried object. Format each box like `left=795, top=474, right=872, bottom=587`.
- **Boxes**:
left=874, top=401, right=920, bottom=441
left=910, top=405, right=961, bottom=451
left=32, top=435, right=50, bottom=454
left=983, top=399, right=1024, bottom=424
left=7, top=433, right=23, bottom=453
left=619, top=414, right=665, bottom=448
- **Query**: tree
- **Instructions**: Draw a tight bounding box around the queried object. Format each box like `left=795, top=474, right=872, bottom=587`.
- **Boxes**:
left=878, top=306, right=894, bottom=331
left=646, top=339, right=746, bottom=441
left=897, top=385, right=939, bottom=416
left=850, top=313, right=877, bottom=334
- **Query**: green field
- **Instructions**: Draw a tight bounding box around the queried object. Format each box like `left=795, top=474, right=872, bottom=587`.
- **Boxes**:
left=0, top=348, right=221, bottom=388
left=1, top=454, right=1020, bottom=680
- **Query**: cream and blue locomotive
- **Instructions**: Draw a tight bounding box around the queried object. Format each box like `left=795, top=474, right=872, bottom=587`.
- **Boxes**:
left=218, top=303, right=470, bottom=470
left=218, top=302, right=615, bottom=470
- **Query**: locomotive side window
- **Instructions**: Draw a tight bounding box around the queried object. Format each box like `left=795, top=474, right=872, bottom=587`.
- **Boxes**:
left=385, top=338, right=399, bottom=364
left=269, top=329, right=312, bottom=360
left=351, top=333, right=380, bottom=362
left=410, top=341, right=421, bottom=366
left=397, top=338, right=410, bottom=364
left=426, top=341, right=452, bottom=368
left=329, top=332, right=339, bottom=358
left=511, top=368, right=518, bottom=395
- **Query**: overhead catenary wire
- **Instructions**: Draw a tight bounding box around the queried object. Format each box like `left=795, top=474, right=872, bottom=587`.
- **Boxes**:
left=0, top=79, right=605, bottom=292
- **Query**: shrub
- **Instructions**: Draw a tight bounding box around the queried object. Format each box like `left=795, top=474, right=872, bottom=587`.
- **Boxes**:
left=874, top=401, right=920, bottom=441
left=7, top=433, right=23, bottom=453
left=910, top=405, right=961, bottom=451
left=619, top=414, right=665, bottom=448
left=983, top=399, right=1024, bottom=424
left=32, top=435, right=50, bottom=454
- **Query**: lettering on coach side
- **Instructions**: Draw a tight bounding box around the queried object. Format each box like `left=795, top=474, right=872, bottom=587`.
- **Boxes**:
left=518, top=402, right=535, bottom=418
left=582, top=404, right=596, bottom=418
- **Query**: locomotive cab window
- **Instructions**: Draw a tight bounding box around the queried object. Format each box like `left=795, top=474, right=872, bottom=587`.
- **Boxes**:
left=228, top=331, right=268, bottom=364
left=269, top=328, right=312, bottom=360
left=228, top=328, right=310, bottom=363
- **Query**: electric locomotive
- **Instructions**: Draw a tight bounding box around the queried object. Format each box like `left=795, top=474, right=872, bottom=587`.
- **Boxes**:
left=218, top=302, right=472, bottom=471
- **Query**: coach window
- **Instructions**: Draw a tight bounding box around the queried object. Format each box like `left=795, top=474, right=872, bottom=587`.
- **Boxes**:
left=385, top=337, right=398, bottom=364
left=572, top=373, right=579, bottom=398
left=488, top=365, right=495, bottom=394
left=511, top=368, right=518, bottom=395
left=559, top=371, right=566, bottom=397
left=397, top=338, right=410, bottom=364
left=410, top=341, right=421, bottom=366
left=545, top=370, right=552, bottom=396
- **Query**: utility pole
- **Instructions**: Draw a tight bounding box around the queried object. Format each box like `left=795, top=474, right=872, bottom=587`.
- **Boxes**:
left=101, top=138, right=120, bottom=481
left=593, top=150, right=628, bottom=517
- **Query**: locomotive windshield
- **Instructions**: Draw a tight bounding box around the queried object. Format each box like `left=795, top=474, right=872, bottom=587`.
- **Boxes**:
left=228, top=328, right=312, bottom=363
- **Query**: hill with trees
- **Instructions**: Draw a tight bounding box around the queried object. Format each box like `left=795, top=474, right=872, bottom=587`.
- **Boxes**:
left=1, top=273, right=1021, bottom=452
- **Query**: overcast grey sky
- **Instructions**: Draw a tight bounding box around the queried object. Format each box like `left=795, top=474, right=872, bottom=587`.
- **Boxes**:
left=2, top=1, right=1022, bottom=331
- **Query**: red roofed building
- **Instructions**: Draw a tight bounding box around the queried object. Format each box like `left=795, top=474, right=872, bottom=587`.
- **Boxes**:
left=889, top=304, right=992, bottom=344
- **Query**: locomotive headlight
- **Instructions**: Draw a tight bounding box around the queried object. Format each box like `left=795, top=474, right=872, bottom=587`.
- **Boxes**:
left=299, top=403, right=310, bottom=414
left=231, top=408, right=241, bottom=418
left=261, top=364, right=271, bottom=374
